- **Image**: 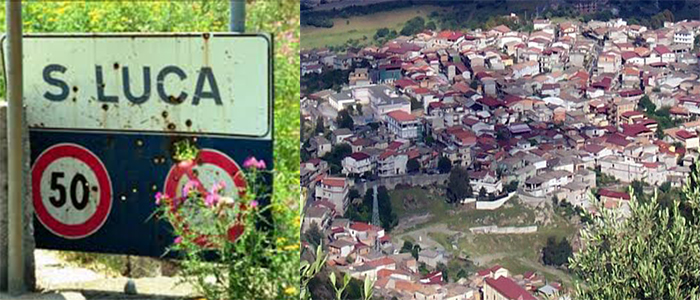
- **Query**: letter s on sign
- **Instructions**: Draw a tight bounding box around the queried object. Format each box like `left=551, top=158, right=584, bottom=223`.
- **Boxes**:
left=43, top=64, right=69, bottom=102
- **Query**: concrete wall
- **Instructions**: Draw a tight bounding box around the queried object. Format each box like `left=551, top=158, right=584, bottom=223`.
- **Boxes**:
left=469, top=225, right=538, bottom=234
left=0, top=103, right=35, bottom=291
left=353, top=173, right=449, bottom=194
left=474, top=192, right=516, bottom=210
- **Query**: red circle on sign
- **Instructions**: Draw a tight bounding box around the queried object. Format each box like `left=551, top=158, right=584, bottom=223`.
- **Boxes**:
left=32, top=143, right=112, bottom=239
left=163, top=149, right=246, bottom=198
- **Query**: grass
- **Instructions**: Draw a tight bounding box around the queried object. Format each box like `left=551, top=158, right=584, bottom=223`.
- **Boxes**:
left=389, top=186, right=451, bottom=219
left=301, top=5, right=441, bottom=49
left=391, top=186, right=578, bottom=285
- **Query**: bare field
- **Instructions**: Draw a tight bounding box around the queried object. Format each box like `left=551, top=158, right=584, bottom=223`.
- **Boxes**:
left=301, top=5, right=443, bottom=49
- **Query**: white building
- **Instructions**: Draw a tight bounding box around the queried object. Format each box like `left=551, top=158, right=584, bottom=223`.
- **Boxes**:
left=523, top=170, right=573, bottom=197
left=674, top=30, right=694, bottom=49
left=314, top=177, right=349, bottom=216
left=377, top=150, right=408, bottom=177
left=342, top=152, right=374, bottom=176
left=385, top=110, right=421, bottom=139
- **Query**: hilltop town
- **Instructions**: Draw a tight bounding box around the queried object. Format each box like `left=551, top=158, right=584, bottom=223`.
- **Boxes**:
left=301, top=12, right=700, bottom=300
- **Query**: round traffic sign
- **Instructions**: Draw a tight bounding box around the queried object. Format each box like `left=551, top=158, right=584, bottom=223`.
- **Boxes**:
left=164, top=149, right=246, bottom=199
left=32, top=143, right=112, bottom=239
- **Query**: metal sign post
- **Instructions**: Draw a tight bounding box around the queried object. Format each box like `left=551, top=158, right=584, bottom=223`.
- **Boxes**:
left=230, top=0, right=245, bottom=33
left=2, top=33, right=273, bottom=257
left=6, top=0, right=26, bottom=294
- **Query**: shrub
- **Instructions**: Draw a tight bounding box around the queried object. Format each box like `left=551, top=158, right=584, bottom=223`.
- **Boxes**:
left=155, top=157, right=298, bottom=300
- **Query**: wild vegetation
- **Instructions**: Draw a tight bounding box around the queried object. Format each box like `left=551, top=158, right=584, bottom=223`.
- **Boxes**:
left=5, top=1, right=300, bottom=298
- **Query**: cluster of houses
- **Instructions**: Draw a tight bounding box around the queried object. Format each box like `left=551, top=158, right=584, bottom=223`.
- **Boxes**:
left=303, top=208, right=566, bottom=300
left=302, top=14, right=700, bottom=300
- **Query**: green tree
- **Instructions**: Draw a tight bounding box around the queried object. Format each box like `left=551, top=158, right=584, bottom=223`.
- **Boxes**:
left=570, top=161, right=700, bottom=299
left=436, top=263, right=449, bottom=282
left=336, top=109, right=354, bottom=130
left=478, top=187, right=487, bottom=199
left=638, top=95, right=656, bottom=114
left=400, top=16, right=425, bottom=36
left=425, top=21, right=436, bottom=30
left=411, top=244, right=421, bottom=260
left=407, top=158, right=420, bottom=174
left=315, top=116, right=325, bottom=134
left=438, top=156, right=452, bottom=174
left=400, top=241, right=414, bottom=253
left=362, top=186, right=397, bottom=231
left=374, top=27, right=389, bottom=40
left=447, top=166, right=472, bottom=203
left=542, top=236, right=572, bottom=267
left=322, top=144, right=352, bottom=174
left=303, top=222, right=323, bottom=248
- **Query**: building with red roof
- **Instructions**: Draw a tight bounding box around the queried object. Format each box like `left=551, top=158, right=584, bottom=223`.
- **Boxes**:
left=315, top=176, right=349, bottom=216
left=385, top=110, right=421, bottom=139
left=484, top=276, right=537, bottom=300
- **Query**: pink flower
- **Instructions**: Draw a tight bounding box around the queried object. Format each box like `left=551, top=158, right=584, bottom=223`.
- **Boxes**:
left=243, top=157, right=259, bottom=169
left=204, top=193, right=220, bottom=207
left=210, top=181, right=226, bottom=194
left=243, top=157, right=267, bottom=170
left=155, top=192, right=166, bottom=205
left=174, top=236, right=183, bottom=244
left=250, top=200, right=259, bottom=209
left=182, top=180, right=200, bottom=195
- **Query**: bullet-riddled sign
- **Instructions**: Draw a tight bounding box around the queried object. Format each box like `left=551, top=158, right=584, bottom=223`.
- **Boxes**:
left=2, top=33, right=272, bottom=256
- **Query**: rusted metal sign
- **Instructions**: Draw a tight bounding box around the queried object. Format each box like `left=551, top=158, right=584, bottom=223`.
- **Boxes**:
left=2, top=33, right=273, bottom=256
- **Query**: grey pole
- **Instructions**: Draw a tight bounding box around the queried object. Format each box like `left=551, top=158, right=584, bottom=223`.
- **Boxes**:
left=230, top=0, right=245, bottom=33
left=6, top=0, right=25, bottom=294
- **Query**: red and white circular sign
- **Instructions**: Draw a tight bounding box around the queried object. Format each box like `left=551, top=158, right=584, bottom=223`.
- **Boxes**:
left=32, top=143, right=112, bottom=239
left=163, top=149, right=246, bottom=199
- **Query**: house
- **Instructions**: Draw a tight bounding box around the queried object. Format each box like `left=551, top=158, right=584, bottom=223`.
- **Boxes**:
left=599, top=188, right=631, bottom=212
left=332, top=128, right=353, bottom=145
left=329, top=90, right=356, bottom=111
left=300, top=158, right=329, bottom=188
left=315, top=177, right=349, bottom=216
left=667, top=129, right=699, bottom=150
left=308, top=136, right=331, bottom=157
left=418, top=249, right=445, bottom=268
left=476, top=265, right=510, bottom=280
left=349, top=68, right=371, bottom=86
left=511, top=60, right=539, bottom=79
left=523, top=170, right=573, bottom=197
left=377, top=150, right=408, bottom=177
left=328, top=239, right=355, bottom=258
left=599, top=155, right=646, bottom=183
left=303, top=205, right=332, bottom=232
left=385, top=110, right=422, bottom=139
left=342, top=152, right=374, bottom=176
left=469, top=170, right=503, bottom=195
left=674, top=29, right=694, bottom=49
left=483, top=276, right=537, bottom=300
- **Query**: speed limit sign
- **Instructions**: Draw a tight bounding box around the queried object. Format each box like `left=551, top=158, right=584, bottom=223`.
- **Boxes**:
left=31, top=143, right=113, bottom=239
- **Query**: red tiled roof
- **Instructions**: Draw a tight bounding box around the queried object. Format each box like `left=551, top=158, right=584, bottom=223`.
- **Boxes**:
left=485, top=277, right=537, bottom=300
left=387, top=110, right=417, bottom=122
left=321, top=177, right=346, bottom=188
left=349, top=152, right=370, bottom=161
left=677, top=129, right=697, bottom=139
left=349, top=222, right=371, bottom=232
left=599, top=189, right=631, bottom=200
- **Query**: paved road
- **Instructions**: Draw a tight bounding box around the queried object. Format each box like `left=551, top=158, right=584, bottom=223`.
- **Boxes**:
left=2, top=250, right=198, bottom=300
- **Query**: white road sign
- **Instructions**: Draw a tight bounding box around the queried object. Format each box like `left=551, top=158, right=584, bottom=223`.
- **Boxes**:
left=14, top=33, right=272, bottom=138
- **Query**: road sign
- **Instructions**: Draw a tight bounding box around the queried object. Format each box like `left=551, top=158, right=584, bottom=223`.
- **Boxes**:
left=163, top=148, right=247, bottom=199
left=32, top=143, right=112, bottom=239
left=3, top=33, right=273, bottom=256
